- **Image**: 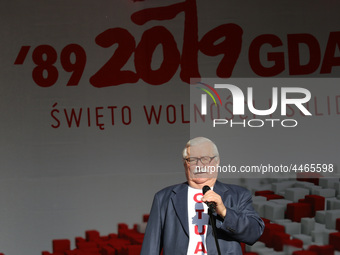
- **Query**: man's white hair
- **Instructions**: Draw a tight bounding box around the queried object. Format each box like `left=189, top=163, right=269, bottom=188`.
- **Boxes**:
left=182, top=137, right=219, bottom=159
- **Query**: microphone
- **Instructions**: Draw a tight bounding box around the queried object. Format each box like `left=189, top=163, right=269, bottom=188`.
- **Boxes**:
left=202, top=185, right=216, bottom=213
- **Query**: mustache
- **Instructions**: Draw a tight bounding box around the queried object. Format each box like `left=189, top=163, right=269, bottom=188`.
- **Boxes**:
left=193, top=166, right=217, bottom=174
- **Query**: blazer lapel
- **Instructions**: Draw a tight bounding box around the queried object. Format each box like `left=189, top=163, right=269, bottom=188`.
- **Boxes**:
left=206, top=181, right=229, bottom=245
left=171, top=182, right=189, bottom=236
left=213, top=180, right=229, bottom=205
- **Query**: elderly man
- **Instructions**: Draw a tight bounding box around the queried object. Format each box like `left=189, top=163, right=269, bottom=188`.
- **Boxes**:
left=141, top=137, right=264, bottom=255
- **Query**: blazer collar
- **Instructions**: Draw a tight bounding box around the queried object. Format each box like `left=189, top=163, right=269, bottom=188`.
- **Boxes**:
left=213, top=180, right=229, bottom=196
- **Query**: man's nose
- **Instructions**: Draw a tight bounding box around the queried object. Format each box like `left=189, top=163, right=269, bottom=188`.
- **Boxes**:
left=196, top=159, right=204, bottom=166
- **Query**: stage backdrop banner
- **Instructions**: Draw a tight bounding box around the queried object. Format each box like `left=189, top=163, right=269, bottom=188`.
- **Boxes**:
left=1, top=0, right=340, bottom=254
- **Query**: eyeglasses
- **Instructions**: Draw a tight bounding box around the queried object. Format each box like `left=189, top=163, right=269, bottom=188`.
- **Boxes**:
left=184, top=156, right=217, bottom=165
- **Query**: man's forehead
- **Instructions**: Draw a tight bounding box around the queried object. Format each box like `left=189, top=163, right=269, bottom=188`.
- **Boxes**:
left=187, top=142, right=214, bottom=155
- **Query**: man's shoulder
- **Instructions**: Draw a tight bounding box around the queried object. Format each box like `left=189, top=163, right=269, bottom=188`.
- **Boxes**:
left=155, top=182, right=188, bottom=197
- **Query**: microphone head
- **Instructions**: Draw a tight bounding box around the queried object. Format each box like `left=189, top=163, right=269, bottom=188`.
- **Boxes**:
left=202, top=185, right=211, bottom=195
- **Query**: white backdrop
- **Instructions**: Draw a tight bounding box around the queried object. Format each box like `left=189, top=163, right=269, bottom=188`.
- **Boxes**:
left=1, top=0, right=340, bottom=254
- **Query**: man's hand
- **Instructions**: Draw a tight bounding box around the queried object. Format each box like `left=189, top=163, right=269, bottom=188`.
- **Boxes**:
left=202, top=190, right=227, bottom=218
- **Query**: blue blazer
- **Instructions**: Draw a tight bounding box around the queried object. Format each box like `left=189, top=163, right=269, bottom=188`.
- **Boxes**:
left=141, top=181, right=264, bottom=255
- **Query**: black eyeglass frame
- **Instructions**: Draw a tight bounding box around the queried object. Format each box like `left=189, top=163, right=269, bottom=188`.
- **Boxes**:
left=184, top=156, right=217, bottom=165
